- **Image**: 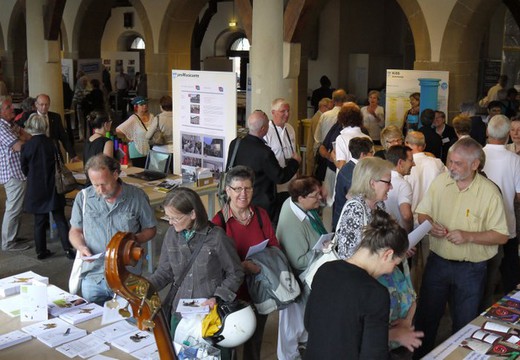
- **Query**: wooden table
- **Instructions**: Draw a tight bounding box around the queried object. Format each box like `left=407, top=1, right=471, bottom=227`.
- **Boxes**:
left=66, top=162, right=219, bottom=273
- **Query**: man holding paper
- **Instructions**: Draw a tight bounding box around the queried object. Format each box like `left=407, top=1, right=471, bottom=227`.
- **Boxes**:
left=69, top=154, right=157, bottom=305
left=413, top=137, right=509, bottom=359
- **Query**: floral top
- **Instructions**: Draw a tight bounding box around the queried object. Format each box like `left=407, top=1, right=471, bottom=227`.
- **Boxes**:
left=335, top=194, right=385, bottom=259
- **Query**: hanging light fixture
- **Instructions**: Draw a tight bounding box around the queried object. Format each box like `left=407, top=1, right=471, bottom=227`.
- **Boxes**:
left=229, top=1, right=237, bottom=28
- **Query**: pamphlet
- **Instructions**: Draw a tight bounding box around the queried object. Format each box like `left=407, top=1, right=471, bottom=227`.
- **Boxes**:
left=20, top=282, right=48, bottom=322
left=312, top=233, right=334, bottom=251
left=36, top=326, right=87, bottom=348
left=245, top=239, right=269, bottom=259
left=110, top=330, right=156, bottom=353
left=408, top=220, right=433, bottom=250
left=176, top=298, right=210, bottom=316
left=0, top=271, right=49, bottom=298
left=154, top=179, right=181, bottom=193
left=59, top=303, right=104, bottom=325
left=56, top=333, right=110, bottom=359
left=47, top=285, right=87, bottom=317
left=80, top=252, right=105, bottom=261
left=92, top=320, right=137, bottom=342
left=21, top=317, right=71, bottom=337
left=0, top=330, right=32, bottom=350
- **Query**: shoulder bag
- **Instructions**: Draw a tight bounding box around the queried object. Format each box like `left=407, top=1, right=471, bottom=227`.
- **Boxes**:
left=149, top=115, right=166, bottom=146
left=300, top=235, right=340, bottom=289
left=69, top=189, right=87, bottom=295
left=54, top=144, right=77, bottom=195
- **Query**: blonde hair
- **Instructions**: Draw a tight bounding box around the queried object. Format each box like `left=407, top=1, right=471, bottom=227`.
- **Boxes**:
left=348, top=157, right=393, bottom=200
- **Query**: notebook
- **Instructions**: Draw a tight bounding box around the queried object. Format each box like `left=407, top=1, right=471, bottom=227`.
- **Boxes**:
left=128, top=150, right=172, bottom=181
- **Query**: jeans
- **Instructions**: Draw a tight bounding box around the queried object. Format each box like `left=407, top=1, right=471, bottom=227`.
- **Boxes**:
left=413, top=252, right=486, bottom=359
left=1, top=178, right=26, bottom=249
left=81, top=274, right=114, bottom=306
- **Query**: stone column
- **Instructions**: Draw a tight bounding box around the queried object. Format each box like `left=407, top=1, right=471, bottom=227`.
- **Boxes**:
left=26, top=0, right=64, bottom=117
left=250, top=0, right=298, bottom=128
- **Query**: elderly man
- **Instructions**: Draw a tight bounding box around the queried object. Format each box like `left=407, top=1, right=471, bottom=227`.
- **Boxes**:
left=264, top=98, right=301, bottom=223
left=413, top=137, right=508, bottom=358
left=33, top=94, right=78, bottom=161
left=69, top=154, right=157, bottom=305
left=483, top=115, right=520, bottom=295
left=0, top=96, right=31, bottom=251
left=227, top=110, right=300, bottom=221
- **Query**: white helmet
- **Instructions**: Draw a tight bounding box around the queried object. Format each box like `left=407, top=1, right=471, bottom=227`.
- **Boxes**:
left=209, top=301, right=256, bottom=348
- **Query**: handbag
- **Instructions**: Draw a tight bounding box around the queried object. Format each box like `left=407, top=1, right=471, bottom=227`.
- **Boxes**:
left=54, top=145, right=77, bottom=195
left=69, top=190, right=87, bottom=295
left=300, top=237, right=340, bottom=289
left=149, top=116, right=166, bottom=146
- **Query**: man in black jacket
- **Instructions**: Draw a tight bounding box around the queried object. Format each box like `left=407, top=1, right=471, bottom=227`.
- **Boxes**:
left=227, top=110, right=300, bottom=221
left=32, top=94, right=78, bottom=162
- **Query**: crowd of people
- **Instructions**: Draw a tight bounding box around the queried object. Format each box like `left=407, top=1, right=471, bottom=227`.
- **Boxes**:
left=1, top=71, right=520, bottom=360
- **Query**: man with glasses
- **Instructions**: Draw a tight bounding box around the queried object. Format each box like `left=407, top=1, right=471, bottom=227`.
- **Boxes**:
left=227, top=110, right=300, bottom=222
left=69, top=154, right=156, bottom=305
left=413, top=138, right=508, bottom=358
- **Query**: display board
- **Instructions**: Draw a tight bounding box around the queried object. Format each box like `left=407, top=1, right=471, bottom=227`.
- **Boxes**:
left=172, top=70, right=237, bottom=178
left=385, top=69, right=449, bottom=128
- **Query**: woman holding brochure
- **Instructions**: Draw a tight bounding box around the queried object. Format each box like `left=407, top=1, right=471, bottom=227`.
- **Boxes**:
left=147, top=187, right=243, bottom=359
left=212, top=165, right=279, bottom=360
left=334, top=157, right=423, bottom=356
left=275, top=176, right=328, bottom=360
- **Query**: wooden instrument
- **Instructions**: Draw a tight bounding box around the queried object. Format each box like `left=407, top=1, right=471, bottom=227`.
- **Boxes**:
left=105, top=232, right=177, bottom=359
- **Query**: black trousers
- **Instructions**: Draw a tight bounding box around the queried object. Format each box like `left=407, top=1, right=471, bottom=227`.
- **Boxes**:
left=34, top=209, right=72, bottom=255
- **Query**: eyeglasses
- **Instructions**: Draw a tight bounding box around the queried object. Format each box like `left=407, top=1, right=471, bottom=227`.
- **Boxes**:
left=167, top=214, right=188, bottom=223
left=386, top=138, right=402, bottom=145
left=228, top=186, right=253, bottom=194
left=378, top=179, right=392, bottom=185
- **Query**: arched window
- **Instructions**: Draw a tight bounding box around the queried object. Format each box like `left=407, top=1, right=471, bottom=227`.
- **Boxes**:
left=228, top=36, right=250, bottom=90
left=130, top=37, right=145, bottom=49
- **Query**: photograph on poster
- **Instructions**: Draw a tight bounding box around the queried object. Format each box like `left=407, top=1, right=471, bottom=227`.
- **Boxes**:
left=189, top=94, right=200, bottom=104
left=103, top=59, right=111, bottom=65
left=203, top=137, right=224, bottom=159
left=182, top=134, right=202, bottom=155
left=182, top=156, right=202, bottom=167
left=129, top=60, right=135, bottom=65
left=190, top=115, right=200, bottom=125
left=190, top=104, right=200, bottom=114
left=203, top=160, right=223, bottom=179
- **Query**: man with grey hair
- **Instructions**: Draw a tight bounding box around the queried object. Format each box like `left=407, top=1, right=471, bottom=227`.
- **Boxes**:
left=306, top=97, right=332, bottom=176
left=227, top=110, right=300, bottom=221
left=0, top=95, right=32, bottom=251
left=483, top=114, right=520, bottom=295
left=264, top=98, right=301, bottom=222
left=414, top=137, right=509, bottom=358
left=314, top=89, right=348, bottom=147
left=69, top=154, right=156, bottom=305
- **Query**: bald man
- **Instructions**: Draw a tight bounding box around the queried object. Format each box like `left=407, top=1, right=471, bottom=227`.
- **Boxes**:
left=226, top=110, right=300, bottom=220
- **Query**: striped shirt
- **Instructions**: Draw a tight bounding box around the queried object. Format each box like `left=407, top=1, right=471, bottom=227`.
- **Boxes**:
left=0, top=118, right=25, bottom=184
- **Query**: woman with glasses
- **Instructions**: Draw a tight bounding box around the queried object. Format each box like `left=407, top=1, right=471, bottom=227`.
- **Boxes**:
left=212, top=165, right=279, bottom=360
left=148, top=187, right=243, bottom=358
left=276, top=176, right=327, bottom=360
left=335, top=157, right=424, bottom=356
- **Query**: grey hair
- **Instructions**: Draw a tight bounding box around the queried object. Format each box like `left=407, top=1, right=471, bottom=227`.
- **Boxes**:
left=225, top=165, right=255, bottom=188
left=488, top=115, right=511, bottom=140
left=448, top=137, right=485, bottom=169
left=24, top=113, right=48, bottom=135
left=85, top=154, right=121, bottom=175
left=0, top=95, right=12, bottom=110
left=271, top=98, right=289, bottom=111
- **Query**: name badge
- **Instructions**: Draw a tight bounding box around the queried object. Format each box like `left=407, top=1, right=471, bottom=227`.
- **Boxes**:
left=442, top=137, right=450, bottom=144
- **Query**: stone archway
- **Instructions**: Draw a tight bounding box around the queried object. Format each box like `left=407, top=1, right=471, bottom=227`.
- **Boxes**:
left=6, top=0, right=25, bottom=93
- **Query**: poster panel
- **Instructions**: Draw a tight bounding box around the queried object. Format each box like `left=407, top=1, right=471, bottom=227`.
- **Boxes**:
left=172, top=70, right=237, bottom=177
left=385, top=69, right=449, bottom=128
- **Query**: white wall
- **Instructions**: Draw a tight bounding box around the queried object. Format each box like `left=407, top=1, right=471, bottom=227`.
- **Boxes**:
left=199, top=2, right=236, bottom=63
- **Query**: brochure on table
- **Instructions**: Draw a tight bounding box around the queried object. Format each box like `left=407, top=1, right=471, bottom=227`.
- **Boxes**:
left=172, top=70, right=237, bottom=179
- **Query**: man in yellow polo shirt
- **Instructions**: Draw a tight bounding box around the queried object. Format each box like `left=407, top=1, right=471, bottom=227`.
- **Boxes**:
left=413, top=137, right=508, bottom=359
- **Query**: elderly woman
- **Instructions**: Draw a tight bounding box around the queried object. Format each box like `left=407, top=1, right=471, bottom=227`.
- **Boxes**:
left=506, top=115, right=520, bottom=154
left=116, top=96, right=154, bottom=167
left=148, top=187, right=243, bottom=357
left=212, top=165, right=278, bottom=360
left=375, top=125, right=404, bottom=159
left=276, top=176, right=327, bottom=360
left=361, top=90, right=385, bottom=144
left=20, top=114, right=75, bottom=260
left=305, top=210, right=409, bottom=359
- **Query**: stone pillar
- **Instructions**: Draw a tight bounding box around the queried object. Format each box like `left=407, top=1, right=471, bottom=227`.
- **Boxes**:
left=26, top=0, right=64, bottom=117
left=250, top=0, right=298, bottom=128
